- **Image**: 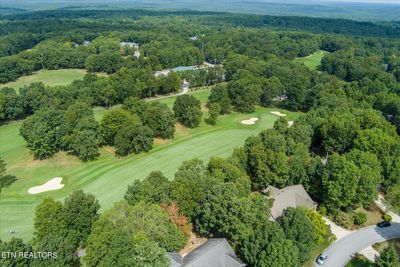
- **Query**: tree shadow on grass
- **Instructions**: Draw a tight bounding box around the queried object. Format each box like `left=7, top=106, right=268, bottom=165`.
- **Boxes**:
left=0, top=175, right=17, bottom=193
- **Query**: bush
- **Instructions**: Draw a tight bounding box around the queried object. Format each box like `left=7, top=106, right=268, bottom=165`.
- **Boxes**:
left=382, top=214, right=392, bottom=222
left=318, top=205, right=327, bottom=216
left=335, top=211, right=353, bottom=229
left=352, top=212, right=367, bottom=225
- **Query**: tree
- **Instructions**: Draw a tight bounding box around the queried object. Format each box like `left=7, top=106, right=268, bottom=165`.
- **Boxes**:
left=69, top=130, right=102, bottom=161
left=321, top=154, right=360, bottom=212
left=205, top=102, right=220, bottom=125
left=114, top=123, right=154, bottom=156
left=158, top=72, right=181, bottom=94
left=374, top=244, right=400, bottom=267
left=238, top=222, right=300, bottom=267
left=0, top=238, right=32, bottom=267
left=100, top=108, right=139, bottom=145
left=85, top=226, right=168, bottom=267
left=305, top=209, right=332, bottom=244
left=85, top=201, right=185, bottom=253
left=346, top=150, right=382, bottom=206
left=173, top=95, right=202, bottom=128
left=20, top=108, right=66, bottom=159
left=207, top=84, right=231, bottom=114
left=61, top=190, right=100, bottom=246
left=279, top=207, right=316, bottom=263
left=33, top=197, right=65, bottom=245
left=194, top=183, right=269, bottom=246
left=161, top=202, right=192, bottom=240
left=207, top=156, right=251, bottom=197
left=122, top=97, right=149, bottom=121
left=228, top=72, right=262, bottom=113
left=171, top=159, right=214, bottom=217
left=320, top=110, right=360, bottom=153
left=386, top=183, right=400, bottom=213
left=31, top=232, right=80, bottom=267
left=260, top=76, right=284, bottom=106
left=143, top=102, right=175, bottom=139
left=124, top=171, right=171, bottom=206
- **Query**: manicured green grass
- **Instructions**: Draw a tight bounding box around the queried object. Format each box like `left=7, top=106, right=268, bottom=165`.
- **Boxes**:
left=0, top=90, right=299, bottom=241
left=294, top=50, right=329, bottom=71
left=302, top=239, right=331, bottom=267
left=0, top=69, right=87, bottom=89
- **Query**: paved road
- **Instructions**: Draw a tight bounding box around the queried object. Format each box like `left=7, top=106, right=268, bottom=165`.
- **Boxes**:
left=313, top=222, right=400, bottom=267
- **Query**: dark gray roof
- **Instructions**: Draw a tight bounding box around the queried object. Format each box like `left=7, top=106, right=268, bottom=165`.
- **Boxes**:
left=169, top=238, right=245, bottom=267
left=167, top=252, right=183, bottom=267
left=262, top=185, right=317, bottom=220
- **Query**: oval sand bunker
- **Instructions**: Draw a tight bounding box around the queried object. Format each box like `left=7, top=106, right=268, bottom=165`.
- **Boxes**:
left=28, top=177, right=64, bottom=194
left=271, top=111, right=287, bottom=117
left=241, top=117, right=259, bottom=125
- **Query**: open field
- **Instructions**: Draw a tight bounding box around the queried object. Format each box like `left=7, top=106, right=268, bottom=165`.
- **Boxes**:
left=0, top=69, right=88, bottom=89
left=0, top=89, right=299, bottom=241
left=294, top=50, right=329, bottom=70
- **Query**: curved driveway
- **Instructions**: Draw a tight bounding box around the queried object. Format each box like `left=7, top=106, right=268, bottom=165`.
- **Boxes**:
left=314, top=222, right=400, bottom=267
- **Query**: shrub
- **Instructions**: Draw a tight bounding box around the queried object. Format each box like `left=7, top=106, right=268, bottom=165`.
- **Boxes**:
left=353, top=212, right=367, bottom=225
left=335, top=211, right=353, bottom=229
left=382, top=214, right=392, bottom=222
left=318, top=205, right=327, bottom=216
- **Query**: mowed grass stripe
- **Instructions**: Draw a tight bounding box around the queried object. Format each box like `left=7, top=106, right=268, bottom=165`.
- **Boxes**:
left=0, top=88, right=299, bottom=240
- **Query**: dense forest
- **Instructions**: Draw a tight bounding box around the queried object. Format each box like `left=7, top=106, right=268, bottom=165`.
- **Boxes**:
left=0, top=8, right=399, bottom=267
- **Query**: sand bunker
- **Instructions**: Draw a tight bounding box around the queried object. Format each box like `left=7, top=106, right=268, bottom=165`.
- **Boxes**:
left=271, top=111, right=287, bottom=117
left=241, top=117, right=259, bottom=125
left=28, top=177, right=64, bottom=194
left=288, top=121, right=294, bottom=127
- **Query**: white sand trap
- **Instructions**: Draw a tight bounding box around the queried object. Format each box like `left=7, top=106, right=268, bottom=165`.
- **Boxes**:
left=28, top=177, right=64, bottom=194
left=288, top=121, right=294, bottom=127
left=241, top=117, right=259, bottom=125
left=271, top=111, right=287, bottom=117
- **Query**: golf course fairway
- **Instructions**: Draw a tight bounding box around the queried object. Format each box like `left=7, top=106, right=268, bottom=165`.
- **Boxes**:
left=0, top=89, right=299, bottom=241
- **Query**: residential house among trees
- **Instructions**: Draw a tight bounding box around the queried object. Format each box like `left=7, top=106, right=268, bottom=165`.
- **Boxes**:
left=167, top=238, right=246, bottom=267
left=262, top=185, right=317, bottom=221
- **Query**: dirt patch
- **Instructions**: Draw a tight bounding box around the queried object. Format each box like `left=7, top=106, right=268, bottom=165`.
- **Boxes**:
left=271, top=111, right=287, bottom=117
left=9, top=152, right=80, bottom=172
left=175, top=123, right=190, bottom=136
left=241, top=117, right=259, bottom=125
left=102, top=146, right=116, bottom=155
left=180, top=232, right=208, bottom=257
left=28, top=177, right=64, bottom=194
left=154, top=138, right=169, bottom=145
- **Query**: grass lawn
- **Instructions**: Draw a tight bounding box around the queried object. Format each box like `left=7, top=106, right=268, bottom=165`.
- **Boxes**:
left=0, top=89, right=299, bottom=241
left=354, top=204, right=383, bottom=228
left=302, top=239, right=331, bottom=267
left=0, top=69, right=88, bottom=89
left=294, top=50, right=329, bottom=70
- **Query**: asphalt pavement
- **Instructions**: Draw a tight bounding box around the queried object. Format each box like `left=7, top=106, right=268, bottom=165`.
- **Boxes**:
left=313, top=222, right=400, bottom=267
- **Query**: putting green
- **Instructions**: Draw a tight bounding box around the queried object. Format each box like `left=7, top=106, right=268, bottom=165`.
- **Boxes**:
left=294, top=50, right=329, bottom=70
left=0, top=89, right=299, bottom=241
left=0, top=69, right=88, bottom=89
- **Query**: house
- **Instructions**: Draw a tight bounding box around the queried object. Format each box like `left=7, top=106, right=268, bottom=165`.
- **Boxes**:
left=154, top=69, right=171, bottom=77
left=120, top=41, right=139, bottom=49
left=167, top=238, right=246, bottom=267
left=83, top=40, right=90, bottom=46
left=182, top=79, right=190, bottom=93
left=262, top=185, right=317, bottom=221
